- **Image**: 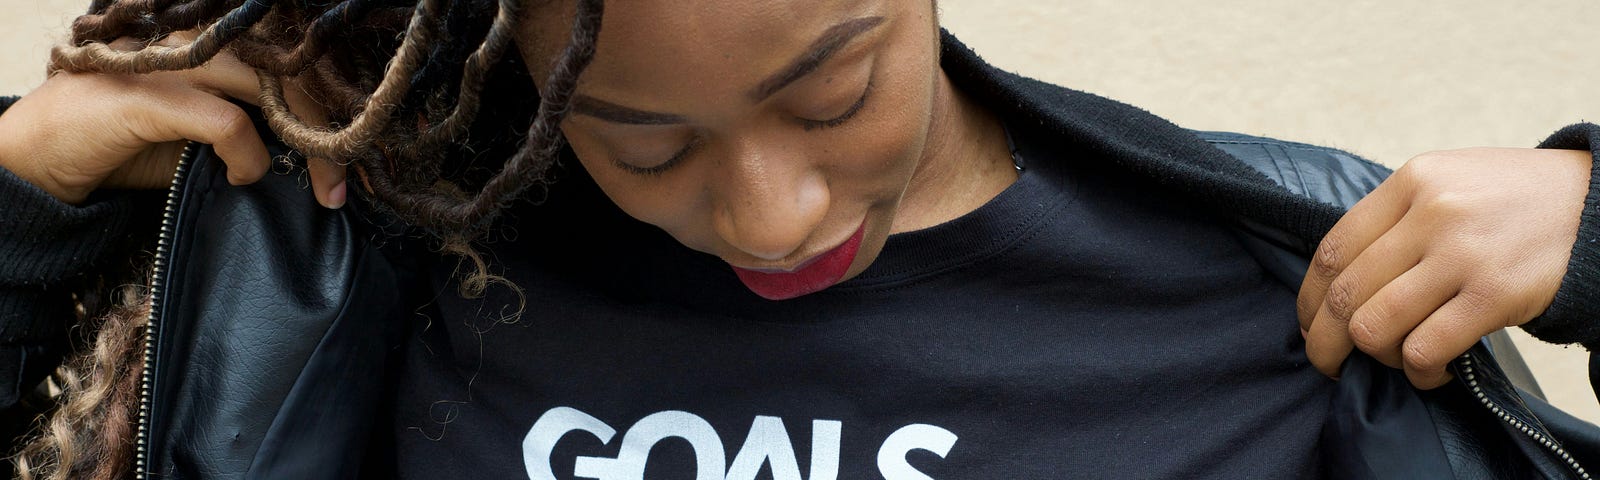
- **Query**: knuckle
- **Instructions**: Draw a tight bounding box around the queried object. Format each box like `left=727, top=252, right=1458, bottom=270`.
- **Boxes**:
left=1402, top=340, right=1445, bottom=375
left=1348, top=316, right=1387, bottom=353
left=1399, top=153, right=1438, bottom=179
left=1421, top=191, right=1476, bottom=219
left=1295, top=293, right=1318, bottom=325
left=216, top=108, right=254, bottom=140
left=1403, top=150, right=1457, bottom=175
left=1324, top=278, right=1359, bottom=323
left=1312, top=235, right=1347, bottom=280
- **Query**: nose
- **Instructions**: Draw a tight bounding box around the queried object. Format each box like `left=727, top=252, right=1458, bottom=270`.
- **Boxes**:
left=710, top=145, right=830, bottom=262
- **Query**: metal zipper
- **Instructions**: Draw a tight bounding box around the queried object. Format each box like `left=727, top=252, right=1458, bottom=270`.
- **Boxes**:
left=134, top=142, right=198, bottom=480
left=1457, top=354, right=1592, bottom=479
left=113, top=144, right=1590, bottom=480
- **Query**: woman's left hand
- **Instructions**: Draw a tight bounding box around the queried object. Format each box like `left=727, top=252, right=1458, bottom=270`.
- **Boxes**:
left=1297, top=147, right=1591, bottom=389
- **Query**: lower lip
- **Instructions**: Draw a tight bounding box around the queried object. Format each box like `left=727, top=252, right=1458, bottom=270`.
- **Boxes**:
left=731, top=223, right=866, bottom=301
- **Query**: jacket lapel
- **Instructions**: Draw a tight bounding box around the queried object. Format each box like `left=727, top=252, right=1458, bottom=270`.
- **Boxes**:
left=937, top=30, right=1347, bottom=244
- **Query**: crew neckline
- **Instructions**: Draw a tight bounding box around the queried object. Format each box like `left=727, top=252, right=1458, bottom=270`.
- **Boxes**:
left=829, top=123, right=1077, bottom=291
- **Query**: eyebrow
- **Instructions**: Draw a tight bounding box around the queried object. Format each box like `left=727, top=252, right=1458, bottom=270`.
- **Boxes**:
left=749, top=16, right=885, bottom=102
left=571, top=95, right=689, bottom=125
left=570, top=15, right=887, bottom=125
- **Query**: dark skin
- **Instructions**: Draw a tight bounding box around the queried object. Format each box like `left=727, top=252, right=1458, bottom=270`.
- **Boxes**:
left=517, top=0, right=1018, bottom=284
left=516, top=0, right=1591, bottom=388
left=0, top=31, right=346, bottom=207
left=0, top=1, right=1590, bottom=389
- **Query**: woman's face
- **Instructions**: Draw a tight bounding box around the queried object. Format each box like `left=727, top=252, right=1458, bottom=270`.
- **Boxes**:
left=519, top=0, right=947, bottom=300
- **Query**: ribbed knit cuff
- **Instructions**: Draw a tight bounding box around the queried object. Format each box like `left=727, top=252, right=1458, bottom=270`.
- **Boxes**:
left=1521, top=123, right=1600, bottom=350
left=0, top=165, right=138, bottom=343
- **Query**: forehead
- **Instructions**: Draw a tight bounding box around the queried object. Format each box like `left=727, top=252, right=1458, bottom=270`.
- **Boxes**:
left=530, top=0, right=879, bottom=105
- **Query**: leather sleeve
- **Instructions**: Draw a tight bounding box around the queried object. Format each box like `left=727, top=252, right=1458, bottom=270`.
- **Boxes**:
left=0, top=95, right=155, bottom=408
left=1522, top=122, right=1600, bottom=351
left=1202, top=125, right=1600, bottom=352
left=1195, top=130, right=1392, bottom=211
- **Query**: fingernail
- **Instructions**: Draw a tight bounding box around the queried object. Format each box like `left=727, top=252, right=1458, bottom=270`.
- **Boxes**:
left=327, top=181, right=347, bottom=209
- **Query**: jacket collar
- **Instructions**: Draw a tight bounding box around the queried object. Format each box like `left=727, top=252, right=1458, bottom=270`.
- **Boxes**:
left=937, top=30, right=1346, bottom=244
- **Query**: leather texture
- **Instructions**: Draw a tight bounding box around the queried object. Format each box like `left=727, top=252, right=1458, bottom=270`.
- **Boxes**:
left=138, top=73, right=1597, bottom=480
left=143, top=128, right=409, bottom=479
left=1205, top=130, right=1597, bottom=479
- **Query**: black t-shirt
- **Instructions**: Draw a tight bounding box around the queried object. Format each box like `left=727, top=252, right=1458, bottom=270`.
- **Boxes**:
left=389, top=123, right=1335, bottom=479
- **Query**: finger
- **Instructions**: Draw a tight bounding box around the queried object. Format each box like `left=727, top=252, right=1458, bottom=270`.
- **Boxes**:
left=1298, top=179, right=1415, bottom=332
left=113, top=30, right=265, bottom=107
left=279, top=74, right=345, bottom=208
left=1345, top=259, right=1458, bottom=369
left=1305, top=226, right=1423, bottom=376
left=130, top=87, right=271, bottom=185
left=179, top=46, right=265, bottom=106
left=307, top=157, right=348, bottom=209
left=1402, top=286, right=1509, bottom=390
left=107, top=32, right=263, bottom=104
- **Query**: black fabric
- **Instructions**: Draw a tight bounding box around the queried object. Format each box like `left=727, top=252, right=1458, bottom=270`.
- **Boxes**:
left=1524, top=386, right=1600, bottom=476
left=1525, top=122, right=1600, bottom=350
left=0, top=95, right=161, bottom=410
left=0, top=168, right=140, bottom=341
left=391, top=121, right=1339, bottom=478
left=1529, top=122, right=1600, bottom=423
left=138, top=136, right=412, bottom=479
left=0, top=30, right=1596, bottom=478
left=934, top=34, right=1352, bottom=253
left=1320, top=354, right=1457, bottom=479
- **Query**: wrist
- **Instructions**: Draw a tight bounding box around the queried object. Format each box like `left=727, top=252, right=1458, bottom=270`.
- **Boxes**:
left=1524, top=123, right=1600, bottom=347
left=0, top=111, right=89, bottom=205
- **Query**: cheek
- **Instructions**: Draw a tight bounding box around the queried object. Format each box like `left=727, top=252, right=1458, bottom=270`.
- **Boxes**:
left=826, top=112, right=924, bottom=199
left=831, top=53, right=938, bottom=198
left=554, top=35, right=939, bottom=255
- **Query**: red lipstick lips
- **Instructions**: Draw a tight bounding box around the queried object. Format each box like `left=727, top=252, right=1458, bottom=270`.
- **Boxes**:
left=731, top=223, right=866, bottom=300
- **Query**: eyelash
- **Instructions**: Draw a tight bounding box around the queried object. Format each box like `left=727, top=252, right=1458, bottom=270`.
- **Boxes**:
left=616, top=81, right=875, bottom=176
left=614, top=137, right=700, bottom=177
left=800, top=81, right=873, bottom=131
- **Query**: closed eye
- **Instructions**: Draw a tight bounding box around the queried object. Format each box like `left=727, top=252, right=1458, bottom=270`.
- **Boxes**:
left=614, top=137, right=701, bottom=176
left=798, top=81, right=872, bottom=131
left=616, top=81, right=873, bottom=176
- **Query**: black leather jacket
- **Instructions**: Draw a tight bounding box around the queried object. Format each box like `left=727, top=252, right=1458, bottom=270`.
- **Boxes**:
left=133, top=35, right=1600, bottom=479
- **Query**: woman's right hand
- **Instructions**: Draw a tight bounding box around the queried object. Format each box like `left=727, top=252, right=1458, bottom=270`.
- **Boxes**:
left=0, top=32, right=346, bottom=208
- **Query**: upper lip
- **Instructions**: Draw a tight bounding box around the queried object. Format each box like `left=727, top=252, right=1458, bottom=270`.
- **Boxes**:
left=726, top=222, right=862, bottom=273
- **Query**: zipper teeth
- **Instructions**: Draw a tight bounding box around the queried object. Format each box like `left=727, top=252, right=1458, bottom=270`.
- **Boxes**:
left=113, top=150, right=1591, bottom=480
left=1458, top=355, right=1591, bottom=479
left=135, top=143, right=197, bottom=480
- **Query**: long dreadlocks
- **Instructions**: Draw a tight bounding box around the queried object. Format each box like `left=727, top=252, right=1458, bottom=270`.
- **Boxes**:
left=12, top=0, right=604, bottom=477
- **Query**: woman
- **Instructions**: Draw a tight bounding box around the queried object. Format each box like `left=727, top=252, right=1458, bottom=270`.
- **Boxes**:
left=1, top=0, right=1597, bottom=477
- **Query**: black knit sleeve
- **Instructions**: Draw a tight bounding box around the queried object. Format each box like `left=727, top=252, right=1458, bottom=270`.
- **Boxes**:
left=1520, top=123, right=1600, bottom=350
left=0, top=95, right=151, bottom=408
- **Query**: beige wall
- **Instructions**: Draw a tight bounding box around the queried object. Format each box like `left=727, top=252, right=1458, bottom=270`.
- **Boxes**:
left=2, top=1, right=1595, bottom=423
left=936, top=0, right=1599, bottom=424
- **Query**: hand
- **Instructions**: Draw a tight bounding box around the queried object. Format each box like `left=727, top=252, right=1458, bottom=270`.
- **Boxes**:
left=0, top=32, right=345, bottom=208
left=1297, top=147, right=1591, bottom=389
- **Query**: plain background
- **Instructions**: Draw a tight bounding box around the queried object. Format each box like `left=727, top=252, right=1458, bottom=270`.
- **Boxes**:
left=1, top=1, right=1595, bottom=424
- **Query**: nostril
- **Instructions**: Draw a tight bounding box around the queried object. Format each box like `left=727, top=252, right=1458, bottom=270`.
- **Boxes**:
left=709, top=166, right=831, bottom=263
left=712, top=207, right=813, bottom=262
left=721, top=224, right=805, bottom=261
